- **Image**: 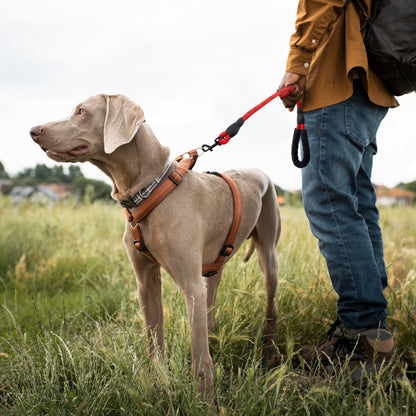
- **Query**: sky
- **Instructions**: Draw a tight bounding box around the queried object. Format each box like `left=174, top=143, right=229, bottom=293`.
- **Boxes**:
left=1, top=0, right=415, bottom=191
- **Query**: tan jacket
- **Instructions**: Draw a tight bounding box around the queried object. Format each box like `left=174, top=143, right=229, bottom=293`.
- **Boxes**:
left=286, top=0, right=398, bottom=111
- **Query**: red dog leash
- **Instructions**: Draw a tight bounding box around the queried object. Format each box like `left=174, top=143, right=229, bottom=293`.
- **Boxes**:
left=201, top=85, right=310, bottom=168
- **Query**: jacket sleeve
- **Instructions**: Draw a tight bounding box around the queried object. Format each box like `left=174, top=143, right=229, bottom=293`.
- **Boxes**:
left=286, top=0, right=346, bottom=75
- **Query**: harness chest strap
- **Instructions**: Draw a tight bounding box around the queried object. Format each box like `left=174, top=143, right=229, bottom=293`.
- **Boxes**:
left=128, top=152, right=197, bottom=224
left=124, top=152, right=197, bottom=263
left=124, top=153, right=242, bottom=277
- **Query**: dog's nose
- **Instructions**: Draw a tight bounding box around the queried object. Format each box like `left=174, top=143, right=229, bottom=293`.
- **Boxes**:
left=30, top=125, right=43, bottom=141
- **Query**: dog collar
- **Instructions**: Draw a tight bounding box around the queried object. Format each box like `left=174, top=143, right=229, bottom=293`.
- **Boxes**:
left=119, top=161, right=172, bottom=209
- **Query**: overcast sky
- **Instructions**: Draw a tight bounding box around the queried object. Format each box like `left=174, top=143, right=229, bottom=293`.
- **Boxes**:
left=1, top=0, right=415, bottom=190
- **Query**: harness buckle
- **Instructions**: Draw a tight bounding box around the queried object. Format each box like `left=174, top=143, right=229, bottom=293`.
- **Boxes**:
left=203, top=271, right=218, bottom=277
left=138, top=188, right=152, bottom=199
left=220, top=245, right=234, bottom=257
left=169, top=171, right=184, bottom=185
left=133, top=240, right=148, bottom=252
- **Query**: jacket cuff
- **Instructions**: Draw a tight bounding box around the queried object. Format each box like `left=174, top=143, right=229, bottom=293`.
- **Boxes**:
left=286, top=48, right=313, bottom=76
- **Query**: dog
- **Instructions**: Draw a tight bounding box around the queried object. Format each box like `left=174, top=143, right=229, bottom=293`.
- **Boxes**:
left=30, top=94, right=281, bottom=401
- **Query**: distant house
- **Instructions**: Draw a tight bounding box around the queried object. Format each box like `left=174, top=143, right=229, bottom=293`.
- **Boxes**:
left=10, top=184, right=71, bottom=204
left=0, top=179, right=11, bottom=193
left=42, top=183, right=72, bottom=200
left=375, top=185, right=415, bottom=207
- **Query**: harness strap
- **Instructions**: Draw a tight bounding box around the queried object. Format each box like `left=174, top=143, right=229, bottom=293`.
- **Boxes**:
left=201, top=172, right=243, bottom=277
left=129, top=150, right=198, bottom=224
left=125, top=150, right=198, bottom=263
left=124, top=152, right=243, bottom=277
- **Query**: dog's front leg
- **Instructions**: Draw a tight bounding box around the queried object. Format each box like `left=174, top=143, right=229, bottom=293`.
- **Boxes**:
left=124, top=226, right=165, bottom=357
left=125, top=251, right=165, bottom=358
left=135, top=263, right=165, bottom=358
left=178, top=270, right=214, bottom=399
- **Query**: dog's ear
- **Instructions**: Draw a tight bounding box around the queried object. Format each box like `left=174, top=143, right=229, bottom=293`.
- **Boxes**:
left=103, top=95, right=145, bottom=154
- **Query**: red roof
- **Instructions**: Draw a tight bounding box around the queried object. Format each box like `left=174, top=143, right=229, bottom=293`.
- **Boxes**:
left=376, top=187, right=415, bottom=198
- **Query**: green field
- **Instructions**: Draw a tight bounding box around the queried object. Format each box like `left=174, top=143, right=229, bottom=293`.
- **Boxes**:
left=0, top=196, right=415, bottom=415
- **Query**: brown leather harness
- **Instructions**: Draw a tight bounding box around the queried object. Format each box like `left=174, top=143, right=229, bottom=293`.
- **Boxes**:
left=124, top=149, right=243, bottom=277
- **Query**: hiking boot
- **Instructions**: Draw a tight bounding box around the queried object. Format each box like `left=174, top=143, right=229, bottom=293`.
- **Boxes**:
left=298, top=319, right=403, bottom=385
left=298, top=318, right=346, bottom=364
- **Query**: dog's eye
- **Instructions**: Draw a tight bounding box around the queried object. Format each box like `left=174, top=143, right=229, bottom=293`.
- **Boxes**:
left=76, top=108, right=86, bottom=115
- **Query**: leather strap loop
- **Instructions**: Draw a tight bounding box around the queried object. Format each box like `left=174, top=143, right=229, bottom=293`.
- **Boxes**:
left=202, top=172, right=242, bottom=277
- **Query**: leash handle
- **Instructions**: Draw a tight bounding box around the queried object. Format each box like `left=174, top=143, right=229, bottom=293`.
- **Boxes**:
left=291, top=102, right=310, bottom=168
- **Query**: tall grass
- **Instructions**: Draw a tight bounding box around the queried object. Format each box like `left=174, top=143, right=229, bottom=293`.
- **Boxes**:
left=0, top=195, right=415, bottom=415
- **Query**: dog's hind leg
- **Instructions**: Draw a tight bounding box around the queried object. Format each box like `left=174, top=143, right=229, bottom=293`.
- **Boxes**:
left=205, top=270, right=223, bottom=333
left=251, top=182, right=281, bottom=366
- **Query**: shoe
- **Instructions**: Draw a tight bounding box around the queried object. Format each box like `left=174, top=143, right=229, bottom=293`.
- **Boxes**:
left=298, top=319, right=403, bottom=385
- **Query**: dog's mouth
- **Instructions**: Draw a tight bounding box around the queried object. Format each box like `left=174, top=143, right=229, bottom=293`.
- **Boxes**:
left=67, top=145, right=89, bottom=156
left=42, top=144, right=90, bottom=161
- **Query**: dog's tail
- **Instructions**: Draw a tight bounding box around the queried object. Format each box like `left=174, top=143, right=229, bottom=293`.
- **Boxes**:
left=243, top=239, right=255, bottom=262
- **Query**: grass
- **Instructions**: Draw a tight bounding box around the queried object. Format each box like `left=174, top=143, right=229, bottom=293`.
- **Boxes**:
left=0, top=195, right=415, bottom=415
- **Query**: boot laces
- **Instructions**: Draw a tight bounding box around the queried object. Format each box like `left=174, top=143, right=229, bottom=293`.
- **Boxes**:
left=323, top=318, right=367, bottom=362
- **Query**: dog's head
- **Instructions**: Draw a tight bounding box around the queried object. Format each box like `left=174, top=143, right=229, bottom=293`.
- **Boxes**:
left=30, top=94, right=145, bottom=163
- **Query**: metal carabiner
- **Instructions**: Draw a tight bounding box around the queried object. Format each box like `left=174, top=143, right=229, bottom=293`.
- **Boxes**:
left=201, top=138, right=221, bottom=153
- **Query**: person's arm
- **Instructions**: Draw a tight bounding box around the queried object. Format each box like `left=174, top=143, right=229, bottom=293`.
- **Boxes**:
left=280, top=0, right=345, bottom=110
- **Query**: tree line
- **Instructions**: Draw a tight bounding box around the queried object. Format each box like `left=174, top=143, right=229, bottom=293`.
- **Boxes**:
left=1, top=161, right=414, bottom=205
left=0, top=161, right=112, bottom=202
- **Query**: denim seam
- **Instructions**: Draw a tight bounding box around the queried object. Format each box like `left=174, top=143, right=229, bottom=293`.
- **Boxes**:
left=318, top=104, right=360, bottom=325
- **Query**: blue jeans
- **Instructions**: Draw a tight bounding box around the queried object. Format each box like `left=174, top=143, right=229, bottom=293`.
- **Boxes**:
left=302, top=80, right=389, bottom=329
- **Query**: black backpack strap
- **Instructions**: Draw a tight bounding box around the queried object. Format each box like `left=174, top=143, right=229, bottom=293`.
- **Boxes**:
left=343, top=0, right=371, bottom=30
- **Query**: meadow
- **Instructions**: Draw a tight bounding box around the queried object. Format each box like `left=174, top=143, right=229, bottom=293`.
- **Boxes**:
left=0, top=196, right=415, bottom=415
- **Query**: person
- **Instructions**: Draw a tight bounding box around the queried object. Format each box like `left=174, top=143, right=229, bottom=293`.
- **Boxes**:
left=278, top=0, right=401, bottom=382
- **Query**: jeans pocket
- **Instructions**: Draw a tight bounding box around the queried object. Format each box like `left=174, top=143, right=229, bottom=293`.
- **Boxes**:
left=345, top=95, right=388, bottom=151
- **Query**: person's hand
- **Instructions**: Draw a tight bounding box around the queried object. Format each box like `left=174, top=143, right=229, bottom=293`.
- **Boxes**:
left=278, top=72, right=306, bottom=112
